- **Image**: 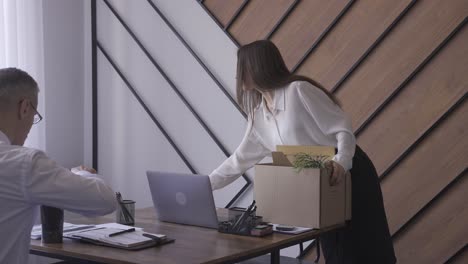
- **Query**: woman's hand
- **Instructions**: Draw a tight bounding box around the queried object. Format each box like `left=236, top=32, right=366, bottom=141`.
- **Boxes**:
left=71, top=165, right=97, bottom=174
left=325, top=160, right=345, bottom=186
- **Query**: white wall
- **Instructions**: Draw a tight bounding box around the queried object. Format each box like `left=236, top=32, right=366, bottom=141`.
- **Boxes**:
left=41, top=0, right=86, bottom=168
left=96, top=0, right=253, bottom=209
left=29, top=1, right=88, bottom=263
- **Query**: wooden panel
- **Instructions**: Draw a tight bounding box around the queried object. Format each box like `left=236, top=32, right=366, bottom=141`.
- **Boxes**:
left=358, top=24, right=468, bottom=176
left=393, top=172, right=468, bottom=263
left=229, top=0, right=294, bottom=45
left=382, top=98, right=468, bottom=235
left=296, top=0, right=413, bottom=90
left=271, top=0, right=350, bottom=70
left=334, top=0, right=468, bottom=130
left=448, top=246, right=468, bottom=264
left=204, top=0, right=244, bottom=27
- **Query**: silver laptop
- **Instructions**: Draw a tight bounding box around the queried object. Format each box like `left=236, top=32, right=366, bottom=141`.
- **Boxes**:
left=146, top=171, right=219, bottom=229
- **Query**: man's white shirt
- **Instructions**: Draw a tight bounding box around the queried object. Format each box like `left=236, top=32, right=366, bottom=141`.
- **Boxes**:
left=0, top=131, right=116, bottom=264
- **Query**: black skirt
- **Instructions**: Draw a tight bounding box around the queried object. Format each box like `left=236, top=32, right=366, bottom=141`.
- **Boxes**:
left=321, top=146, right=396, bottom=264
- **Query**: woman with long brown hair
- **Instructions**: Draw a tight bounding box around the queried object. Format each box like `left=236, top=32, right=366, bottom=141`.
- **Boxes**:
left=209, top=40, right=395, bottom=264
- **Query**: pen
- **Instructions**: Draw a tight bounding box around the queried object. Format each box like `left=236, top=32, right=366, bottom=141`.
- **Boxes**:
left=108, top=228, right=135, bottom=237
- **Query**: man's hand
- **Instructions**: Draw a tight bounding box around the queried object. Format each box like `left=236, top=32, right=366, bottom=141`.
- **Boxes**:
left=325, top=160, right=345, bottom=186
left=71, top=165, right=97, bottom=174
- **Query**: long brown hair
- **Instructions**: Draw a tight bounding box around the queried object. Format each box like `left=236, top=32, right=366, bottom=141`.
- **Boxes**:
left=236, top=40, right=338, bottom=118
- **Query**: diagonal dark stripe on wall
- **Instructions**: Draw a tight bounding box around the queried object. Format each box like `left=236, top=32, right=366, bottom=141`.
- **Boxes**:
left=198, top=1, right=240, bottom=47
left=146, top=0, right=246, bottom=119
left=265, top=0, right=301, bottom=39
left=355, top=17, right=467, bottom=137
left=226, top=183, right=251, bottom=209
left=265, top=0, right=300, bottom=40
left=102, top=0, right=251, bottom=207
left=97, top=42, right=197, bottom=174
left=391, top=167, right=467, bottom=240
left=225, top=0, right=250, bottom=31
left=330, top=0, right=418, bottom=94
left=92, top=0, right=98, bottom=170
left=379, top=93, right=467, bottom=182
left=445, top=244, right=468, bottom=264
left=291, top=0, right=355, bottom=73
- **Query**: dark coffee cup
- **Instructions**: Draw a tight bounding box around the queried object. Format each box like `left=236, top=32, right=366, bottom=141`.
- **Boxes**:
left=40, top=206, right=64, bottom=243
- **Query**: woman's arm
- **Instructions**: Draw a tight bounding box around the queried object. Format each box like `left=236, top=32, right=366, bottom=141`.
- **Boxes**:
left=296, top=81, right=356, bottom=171
left=209, top=120, right=270, bottom=190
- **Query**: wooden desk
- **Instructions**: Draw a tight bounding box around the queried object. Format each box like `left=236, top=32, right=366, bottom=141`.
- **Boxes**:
left=30, top=208, right=343, bottom=264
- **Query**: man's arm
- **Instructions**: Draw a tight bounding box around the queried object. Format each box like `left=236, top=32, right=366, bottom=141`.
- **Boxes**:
left=24, top=150, right=116, bottom=216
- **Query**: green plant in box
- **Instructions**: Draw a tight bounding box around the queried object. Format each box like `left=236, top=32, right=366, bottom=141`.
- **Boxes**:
left=292, top=153, right=329, bottom=172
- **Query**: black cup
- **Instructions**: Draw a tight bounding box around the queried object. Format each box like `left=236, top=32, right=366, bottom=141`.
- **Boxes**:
left=40, top=206, right=64, bottom=243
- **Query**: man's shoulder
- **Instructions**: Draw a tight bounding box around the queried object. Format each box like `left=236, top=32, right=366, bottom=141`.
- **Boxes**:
left=0, top=144, right=45, bottom=163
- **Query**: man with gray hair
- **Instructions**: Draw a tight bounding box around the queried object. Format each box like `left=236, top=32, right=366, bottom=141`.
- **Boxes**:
left=0, top=68, right=116, bottom=263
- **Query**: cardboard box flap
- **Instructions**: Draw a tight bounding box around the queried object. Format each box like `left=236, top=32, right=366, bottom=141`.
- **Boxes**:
left=271, top=152, right=293, bottom=166
left=276, top=145, right=335, bottom=158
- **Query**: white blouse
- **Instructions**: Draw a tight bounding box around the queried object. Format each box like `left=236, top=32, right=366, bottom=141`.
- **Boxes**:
left=209, top=81, right=356, bottom=190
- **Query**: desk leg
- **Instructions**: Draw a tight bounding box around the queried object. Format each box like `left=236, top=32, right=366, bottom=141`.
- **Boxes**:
left=271, top=249, right=280, bottom=264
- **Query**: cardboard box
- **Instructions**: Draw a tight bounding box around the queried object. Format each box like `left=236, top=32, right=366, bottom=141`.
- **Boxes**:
left=254, top=151, right=351, bottom=229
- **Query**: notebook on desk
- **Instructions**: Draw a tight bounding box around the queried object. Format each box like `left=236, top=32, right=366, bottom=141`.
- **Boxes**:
left=64, top=223, right=174, bottom=250
left=31, top=222, right=95, bottom=240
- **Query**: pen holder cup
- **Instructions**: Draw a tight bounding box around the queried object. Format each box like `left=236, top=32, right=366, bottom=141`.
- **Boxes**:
left=227, top=207, right=247, bottom=221
left=41, top=206, right=64, bottom=243
left=116, top=200, right=135, bottom=225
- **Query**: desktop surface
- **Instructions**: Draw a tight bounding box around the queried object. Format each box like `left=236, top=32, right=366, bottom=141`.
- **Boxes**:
left=30, top=207, right=344, bottom=264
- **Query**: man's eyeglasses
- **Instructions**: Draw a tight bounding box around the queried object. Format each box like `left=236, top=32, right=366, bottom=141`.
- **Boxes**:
left=30, top=103, right=43, bottom=124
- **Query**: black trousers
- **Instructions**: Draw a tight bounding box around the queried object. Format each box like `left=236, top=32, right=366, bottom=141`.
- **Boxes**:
left=321, top=146, right=396, bottom=264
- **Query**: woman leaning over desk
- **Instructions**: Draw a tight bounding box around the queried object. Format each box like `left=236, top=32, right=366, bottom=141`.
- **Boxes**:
left=209, top=40, right=396, bottom=264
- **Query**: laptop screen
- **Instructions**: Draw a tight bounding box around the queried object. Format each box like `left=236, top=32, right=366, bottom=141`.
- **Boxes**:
left=146, top=171, right=219, bottom=229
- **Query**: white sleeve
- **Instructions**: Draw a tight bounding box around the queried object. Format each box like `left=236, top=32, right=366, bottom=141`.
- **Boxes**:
left=209, top=120, right=270, bottom=190
left=296, top=82, right=356, bottom=171
left=24, top=150, right=117, bottom=216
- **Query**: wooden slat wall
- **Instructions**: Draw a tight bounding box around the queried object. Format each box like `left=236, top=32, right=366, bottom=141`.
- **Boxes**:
left=229, top=0, right=295, bottom=45
left=203, top=0, right=244, bottom=27
left=335, top=0, right=467, bottom=131
left=202, top=0, right=468, bottom=263
left=297, top=0, right=416, bottom=90
left=271, top=0, right=350, bottom=69
left=448, top=245, right=468, bottom=264
left=361, top=23, right=468, bottom=176
left=393, top=168, right=468, bottom=263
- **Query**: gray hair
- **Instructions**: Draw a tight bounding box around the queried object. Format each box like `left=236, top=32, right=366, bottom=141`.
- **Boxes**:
left=0, top=68, right=39, bottom=111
